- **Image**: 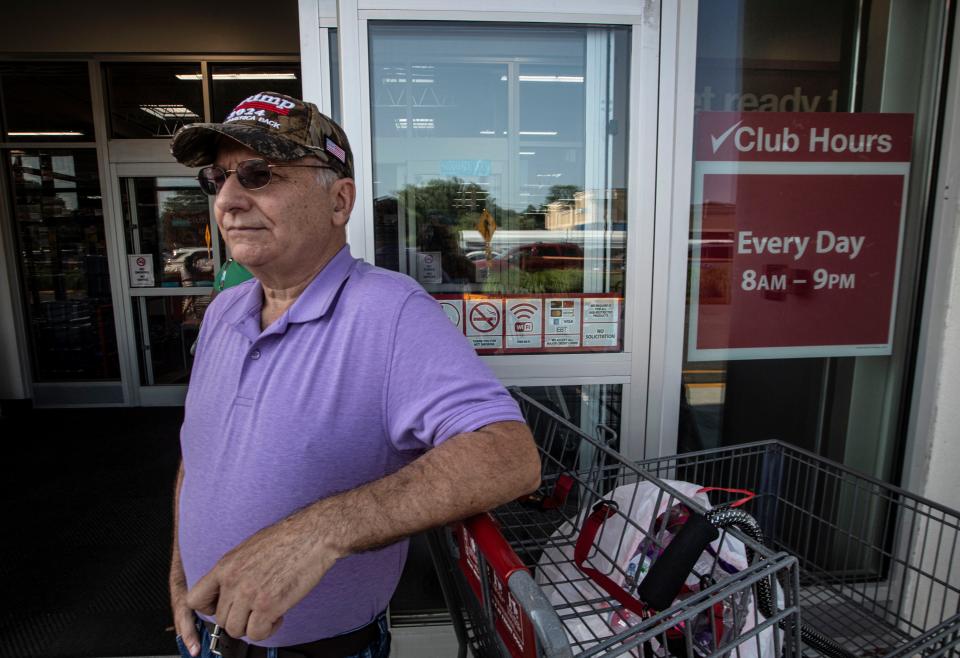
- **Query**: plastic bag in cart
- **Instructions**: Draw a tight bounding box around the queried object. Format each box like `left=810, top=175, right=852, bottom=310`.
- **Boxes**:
left=534, top=480, right=780, bottom=657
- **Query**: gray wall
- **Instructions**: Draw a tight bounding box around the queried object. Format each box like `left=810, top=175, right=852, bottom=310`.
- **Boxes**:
left=0, top=0, right=300, bottom=55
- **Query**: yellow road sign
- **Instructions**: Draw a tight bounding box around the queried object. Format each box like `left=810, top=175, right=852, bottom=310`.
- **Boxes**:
left=476, top=208, right=497, bottom=243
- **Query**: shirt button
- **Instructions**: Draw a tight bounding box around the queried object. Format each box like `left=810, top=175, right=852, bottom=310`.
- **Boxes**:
left=249, top=349, right=261, bottom=360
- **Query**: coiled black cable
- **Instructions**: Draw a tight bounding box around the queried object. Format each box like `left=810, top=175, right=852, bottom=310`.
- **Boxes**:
left=705, top=507, right=856, bottom=658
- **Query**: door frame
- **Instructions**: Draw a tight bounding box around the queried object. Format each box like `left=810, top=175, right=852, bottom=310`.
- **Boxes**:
left=107, top=157, right=219, bottom=406
left=311, top=0, right=697, bottom=459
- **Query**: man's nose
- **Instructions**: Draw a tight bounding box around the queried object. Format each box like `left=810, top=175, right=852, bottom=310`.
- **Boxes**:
left=213, top=171, right=252, bottom=216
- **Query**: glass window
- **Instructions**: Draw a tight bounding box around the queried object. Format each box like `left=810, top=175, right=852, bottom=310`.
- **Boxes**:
left=104, top=63, right=204, bottom=138
left=209, top=63, right=302, bottom=123
left=369, top=23, right=630, bottom=355
left=0, top=62, right=94, bottom=142
left=120, top=177, right=215, bottom=288
left=519, top=384, right=623, bottom=450
left=7, top=149, right=120, bottom=381
left=132, top=295, right=210, bottom=386
left=679, top=0, right=945, bottom=488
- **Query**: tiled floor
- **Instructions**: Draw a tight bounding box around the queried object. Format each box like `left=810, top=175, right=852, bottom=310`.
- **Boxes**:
left=0, top=407, right=462, bottom=657
left=391, top=625, right=461, bottom=657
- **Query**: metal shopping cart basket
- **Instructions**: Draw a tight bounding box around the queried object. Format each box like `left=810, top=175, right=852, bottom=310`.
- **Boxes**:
left=428, top=390, right=805, bottom=657
left=634, top=437, right=960, bottom=658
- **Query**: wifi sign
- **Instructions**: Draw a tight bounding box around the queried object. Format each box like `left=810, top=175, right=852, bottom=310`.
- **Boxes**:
left=510, top=301, right=539, bottom=333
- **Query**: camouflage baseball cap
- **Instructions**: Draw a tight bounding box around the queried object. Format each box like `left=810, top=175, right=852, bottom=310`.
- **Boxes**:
left=170, top=91, right=353, bottom=178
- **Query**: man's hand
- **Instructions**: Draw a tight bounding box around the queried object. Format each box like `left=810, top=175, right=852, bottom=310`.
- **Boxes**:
left=171, top=579, right=202, bottom=657
left=186, top=513, right=341, bottom=642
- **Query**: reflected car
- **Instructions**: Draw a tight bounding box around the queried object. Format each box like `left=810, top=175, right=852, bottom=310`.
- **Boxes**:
left=475, top=242, right=584, bottom=275
left=163, top=247, right=214, bottom=285
left=465, top=249, right=503, bottom=262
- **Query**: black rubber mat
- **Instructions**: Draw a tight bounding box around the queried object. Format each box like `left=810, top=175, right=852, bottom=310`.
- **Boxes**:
left=0, top=407, right=184, bottom=657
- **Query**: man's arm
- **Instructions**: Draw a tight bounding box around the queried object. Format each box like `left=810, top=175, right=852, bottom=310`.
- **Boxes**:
left=170, top=461, right=203, bottom=657
left=186, top=420, right=540, bottom=642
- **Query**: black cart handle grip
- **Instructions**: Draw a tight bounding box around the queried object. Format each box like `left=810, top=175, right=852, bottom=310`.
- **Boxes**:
left=637, top=512, right=719, bottom=611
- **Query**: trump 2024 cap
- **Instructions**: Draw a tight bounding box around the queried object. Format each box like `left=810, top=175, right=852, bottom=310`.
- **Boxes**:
left=170, top=91, right=353, bottom=179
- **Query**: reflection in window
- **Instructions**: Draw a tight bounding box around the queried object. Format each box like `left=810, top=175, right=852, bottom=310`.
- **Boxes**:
left=209, top=63, right=302, bottom=122
left=0, top=62, right=94, bottom=141
left=132, top=295, right=210, bottom=386
left=104, top=63, right=204, bottom=138
left=120, top=178, right=215, bottom=288
left=370, top=23, right=630, bottom=355
left=8, top=149, right=120, bottom=381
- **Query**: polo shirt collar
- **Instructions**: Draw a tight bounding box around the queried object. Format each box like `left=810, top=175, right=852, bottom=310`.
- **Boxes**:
left=223, top=245, right=357, bottom=340
left=286, top=245, right=356, bottom=325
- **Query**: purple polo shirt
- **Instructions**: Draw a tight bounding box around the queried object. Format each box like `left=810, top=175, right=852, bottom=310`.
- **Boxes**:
left=178, top=245, right=523, bottom=647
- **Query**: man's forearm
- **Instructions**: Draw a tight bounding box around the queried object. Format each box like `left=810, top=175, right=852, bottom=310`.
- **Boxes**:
left=291, top=420, right=540, bottom=562
left=170, top=461, right=187, bottom=592
left=184, top=420, right=541, bottom=641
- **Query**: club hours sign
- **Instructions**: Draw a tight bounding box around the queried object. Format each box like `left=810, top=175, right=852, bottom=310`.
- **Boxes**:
left=689, top=112, right=913, bottom=361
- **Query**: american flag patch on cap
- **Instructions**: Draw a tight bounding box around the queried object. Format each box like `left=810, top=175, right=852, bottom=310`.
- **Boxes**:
left=326, top=137, right=346, bottom=164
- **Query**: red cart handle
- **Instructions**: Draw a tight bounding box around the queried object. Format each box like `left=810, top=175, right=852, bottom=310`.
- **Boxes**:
left=574, top=502, right=649, bottom=617
left=463, top=513, right=529, bottom=583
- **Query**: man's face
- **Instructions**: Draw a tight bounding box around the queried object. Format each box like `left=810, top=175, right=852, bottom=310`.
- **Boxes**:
left=212, top=143, right=351, bottom=280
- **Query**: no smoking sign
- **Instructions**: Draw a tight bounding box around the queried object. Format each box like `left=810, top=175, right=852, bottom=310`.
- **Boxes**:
left=466, top=299, right=503, bottom=349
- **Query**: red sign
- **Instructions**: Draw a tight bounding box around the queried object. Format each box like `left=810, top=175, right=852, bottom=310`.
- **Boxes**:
left=690, top=112, right=913, bottom=360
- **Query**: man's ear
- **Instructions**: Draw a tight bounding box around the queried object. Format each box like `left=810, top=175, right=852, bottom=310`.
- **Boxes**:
left=330, top=178, right=356, bottom=227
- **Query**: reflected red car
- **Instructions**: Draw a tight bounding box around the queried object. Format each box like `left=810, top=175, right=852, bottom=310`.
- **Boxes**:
left=475, top=242, right=584, bottom=276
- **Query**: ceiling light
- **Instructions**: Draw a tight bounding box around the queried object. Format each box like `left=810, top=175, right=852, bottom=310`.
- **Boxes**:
left=519, top=151, right=536, bottom=156
left=8, top=131, right=84, bottom=137
left=394, top=118, right=435, bottom=130
left=140, top=105, right=201, bottom=120
left=500, top=75, right=584, bottom=83
left=479, top=130, right=496, bottom=135
left=176, top=73, right=298, bottom=81
left=518, top=131, right=558, bottom=136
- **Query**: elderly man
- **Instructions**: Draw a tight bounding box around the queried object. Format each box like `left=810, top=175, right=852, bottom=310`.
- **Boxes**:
left=168, top=92, right=540, bottom=658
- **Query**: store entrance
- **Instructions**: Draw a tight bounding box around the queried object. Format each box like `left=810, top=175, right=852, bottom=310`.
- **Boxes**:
left=112, top=162, right=222, bottom=405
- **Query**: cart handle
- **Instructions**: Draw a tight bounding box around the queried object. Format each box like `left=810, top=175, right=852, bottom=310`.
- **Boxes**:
left=508, top=570, right=575, bottom=658
left=464, top=513, right=528, bottom=583
left=463, top=514, right=575, bottom=658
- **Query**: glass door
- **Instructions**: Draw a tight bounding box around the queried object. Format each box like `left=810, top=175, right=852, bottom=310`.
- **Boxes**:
left=112, top=162, right=222, bottom=405
left=361, top=18, right=641, bottom=627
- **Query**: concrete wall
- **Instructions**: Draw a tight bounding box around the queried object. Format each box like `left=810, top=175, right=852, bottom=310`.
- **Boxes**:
left=0, top=0, right=299, bottom=55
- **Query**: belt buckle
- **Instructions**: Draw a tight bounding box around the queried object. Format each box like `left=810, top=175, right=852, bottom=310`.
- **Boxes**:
left=209, top=624, right=224, bottom=657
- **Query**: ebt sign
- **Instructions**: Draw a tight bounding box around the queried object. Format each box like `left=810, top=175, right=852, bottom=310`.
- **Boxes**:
left=689, top=112, right=914, bottom=361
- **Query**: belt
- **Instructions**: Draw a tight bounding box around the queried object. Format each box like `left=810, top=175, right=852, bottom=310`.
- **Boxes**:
left=201, top=618, right=380, bottom=658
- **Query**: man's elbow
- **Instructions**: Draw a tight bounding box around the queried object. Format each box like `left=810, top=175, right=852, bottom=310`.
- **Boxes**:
left=513, top=424, right=542, bottom=496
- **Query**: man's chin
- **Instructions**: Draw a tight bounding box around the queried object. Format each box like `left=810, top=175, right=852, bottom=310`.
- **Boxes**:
left=227, top=249, right=269, bottom=270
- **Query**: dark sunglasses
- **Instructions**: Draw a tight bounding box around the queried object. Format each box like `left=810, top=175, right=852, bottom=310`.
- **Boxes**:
left=197, top=158, right=336, bottom=195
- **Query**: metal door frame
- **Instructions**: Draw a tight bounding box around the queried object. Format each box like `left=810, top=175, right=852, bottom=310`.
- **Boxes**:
left=312, top=0, right=697, bottom=459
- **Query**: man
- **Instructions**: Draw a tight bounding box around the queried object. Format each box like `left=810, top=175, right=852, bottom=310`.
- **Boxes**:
left=168, top=92, right=541, bottom=658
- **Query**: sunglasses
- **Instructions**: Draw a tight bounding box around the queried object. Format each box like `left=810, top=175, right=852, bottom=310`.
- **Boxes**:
left=197, top=158, right=336, bottom=195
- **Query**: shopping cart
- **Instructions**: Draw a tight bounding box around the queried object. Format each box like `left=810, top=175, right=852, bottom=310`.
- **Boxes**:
left=428, top=390, right=806, bottom=657
left=635, top=438, right=960, bottom=657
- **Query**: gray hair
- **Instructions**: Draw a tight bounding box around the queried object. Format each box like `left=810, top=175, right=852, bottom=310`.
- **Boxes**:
left=314, top=166, right=342, bottom=189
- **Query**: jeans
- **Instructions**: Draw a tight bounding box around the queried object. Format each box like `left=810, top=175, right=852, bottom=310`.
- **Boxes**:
left=175, top=612, right=391, bottom=658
